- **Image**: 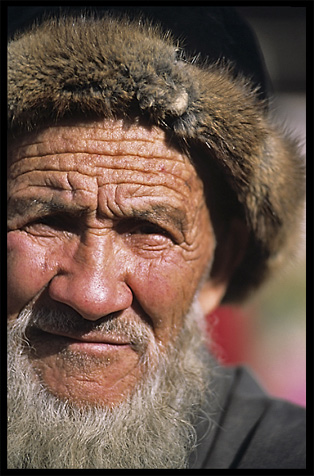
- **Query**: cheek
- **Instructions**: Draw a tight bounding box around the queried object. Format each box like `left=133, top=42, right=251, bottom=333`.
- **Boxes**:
left=129, top=250, right=209, bottom=341
left=7, top=232, right=56, bottom=318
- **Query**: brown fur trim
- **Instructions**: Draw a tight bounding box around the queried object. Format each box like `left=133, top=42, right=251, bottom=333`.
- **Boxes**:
left=8, top=14, right=305, bottom=302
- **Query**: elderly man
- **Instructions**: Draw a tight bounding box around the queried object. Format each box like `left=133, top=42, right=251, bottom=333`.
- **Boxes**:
left=7, top=6, right=305, bottom=469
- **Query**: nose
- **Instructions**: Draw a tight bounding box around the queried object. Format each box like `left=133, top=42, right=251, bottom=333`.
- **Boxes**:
left=48, top=234, right=133, bottom=321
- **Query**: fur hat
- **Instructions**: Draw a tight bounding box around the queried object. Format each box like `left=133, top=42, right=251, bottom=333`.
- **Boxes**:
left=7, top=12, right=305, bottom=302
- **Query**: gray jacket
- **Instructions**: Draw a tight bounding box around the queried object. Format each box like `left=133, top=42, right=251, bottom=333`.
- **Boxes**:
left=190, top=366, right=306, bottom=469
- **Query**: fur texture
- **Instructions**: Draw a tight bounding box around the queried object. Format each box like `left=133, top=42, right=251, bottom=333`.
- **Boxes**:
left=7, top=13, right=305, bottom=301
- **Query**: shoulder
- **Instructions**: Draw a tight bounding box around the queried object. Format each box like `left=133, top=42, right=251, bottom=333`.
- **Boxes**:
left=192, top=365, right=306, bottom=469
left=236, top=395, right=306, bottom=469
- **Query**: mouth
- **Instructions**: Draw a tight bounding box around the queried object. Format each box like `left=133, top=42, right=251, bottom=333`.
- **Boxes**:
left=46, top=329, right=132, bottom=345
left=62, top=338, right=132, bottom=357
left=26, top=327, right=135, bottom=358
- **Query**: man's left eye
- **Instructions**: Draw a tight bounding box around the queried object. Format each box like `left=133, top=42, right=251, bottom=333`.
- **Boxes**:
left=132, top=223, right=169, bottom=236
left=123, top=221, right=174, bottom=248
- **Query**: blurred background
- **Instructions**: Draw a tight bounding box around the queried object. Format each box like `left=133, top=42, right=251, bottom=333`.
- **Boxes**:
left=207, top=6, right=306, bottom=407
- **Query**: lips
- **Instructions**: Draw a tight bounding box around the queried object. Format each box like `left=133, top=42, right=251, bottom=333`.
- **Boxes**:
left=32, top=327, right=132, bottom=346
left=25, top=327, right=134, bottom=361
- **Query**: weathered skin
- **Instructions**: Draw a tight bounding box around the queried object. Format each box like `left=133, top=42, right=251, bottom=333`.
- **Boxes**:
left=7, top=119, right=223, bottom=407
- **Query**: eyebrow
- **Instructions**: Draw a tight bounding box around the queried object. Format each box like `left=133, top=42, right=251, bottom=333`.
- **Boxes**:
left=7, top=197, right=83, bottom=221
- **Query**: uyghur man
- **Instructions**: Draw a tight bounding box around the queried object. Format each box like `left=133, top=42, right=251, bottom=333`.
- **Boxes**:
left=7, top=6, right=306, bottom=469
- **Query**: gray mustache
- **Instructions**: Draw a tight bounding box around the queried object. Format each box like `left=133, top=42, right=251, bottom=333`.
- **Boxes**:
left=27, top=306, right=152, bottom=352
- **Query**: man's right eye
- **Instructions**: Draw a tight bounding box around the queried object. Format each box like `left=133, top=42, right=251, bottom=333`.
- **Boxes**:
left=21, top=214, right=79, bottom=235
left=26, top=215, right=63, bottom=229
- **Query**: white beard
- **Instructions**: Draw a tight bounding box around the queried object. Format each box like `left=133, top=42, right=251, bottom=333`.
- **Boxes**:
left=7, top=298, right=213, bottom=469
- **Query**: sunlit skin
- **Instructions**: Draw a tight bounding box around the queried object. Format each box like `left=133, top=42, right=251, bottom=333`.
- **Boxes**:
left=7, top=119, right=225, bottom=407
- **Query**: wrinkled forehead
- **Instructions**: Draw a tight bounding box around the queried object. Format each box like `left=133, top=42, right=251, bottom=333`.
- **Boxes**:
left=7, top=118, right=208, bottom=221
left=8, top=117, right=190, bottom=167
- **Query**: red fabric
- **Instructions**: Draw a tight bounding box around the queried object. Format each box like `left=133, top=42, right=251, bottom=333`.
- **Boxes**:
left=206, top=306, right=253, bottom=364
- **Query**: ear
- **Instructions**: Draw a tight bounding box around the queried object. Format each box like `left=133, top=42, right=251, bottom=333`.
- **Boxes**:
left=199, top=217, right=249, bottom=315
left=198, top=279, right=228, bottom=316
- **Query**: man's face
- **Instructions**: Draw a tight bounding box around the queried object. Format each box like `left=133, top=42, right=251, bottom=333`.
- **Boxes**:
left=7, top=119, right=215, bottom=407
